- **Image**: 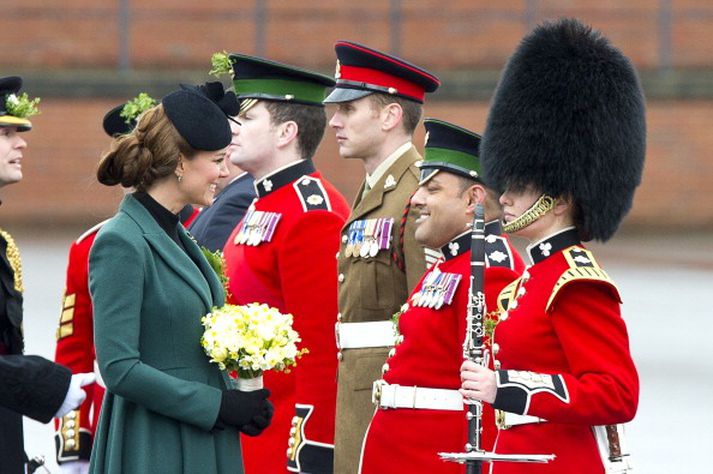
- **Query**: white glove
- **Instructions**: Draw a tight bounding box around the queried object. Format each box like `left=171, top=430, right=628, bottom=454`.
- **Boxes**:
left=54, top=372, right=96, bottom=418
left=58, top=460, right=90, bottom=474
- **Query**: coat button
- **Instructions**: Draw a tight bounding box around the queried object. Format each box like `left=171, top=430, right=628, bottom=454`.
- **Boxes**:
left=499, top=311, right=508, bottom=321
left=66, top=439, right=76, bottom=449
left=338, top=273, right=345, bottom=283
left=492, top=343, right=500, bottom=355
left=381, top=363, right=389, bottom=375
left=494, top=360, right=501, bottom=370
left=388, top=348, right=396, bottom=358
left=337, top=312, right=342, bottom=321
left=342, top=234, right=348, bottom=243
left=337, top=352, right=343, bottom=361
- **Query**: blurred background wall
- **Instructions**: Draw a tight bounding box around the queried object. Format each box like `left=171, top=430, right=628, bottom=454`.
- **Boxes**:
left=1, top=0, right=712, bottom=230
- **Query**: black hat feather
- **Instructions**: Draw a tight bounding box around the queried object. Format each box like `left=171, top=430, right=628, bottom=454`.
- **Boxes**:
left=480, top=18, right=646, bottom=241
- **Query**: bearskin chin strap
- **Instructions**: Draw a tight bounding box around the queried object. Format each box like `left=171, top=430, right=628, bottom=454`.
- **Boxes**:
left=502, top=194, right=555, bottom=234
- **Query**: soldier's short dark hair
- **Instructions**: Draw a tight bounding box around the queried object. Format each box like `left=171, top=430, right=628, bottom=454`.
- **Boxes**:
left=368, top=93, right=423, bottom=135
left=264, top=101, right=327, bottom=160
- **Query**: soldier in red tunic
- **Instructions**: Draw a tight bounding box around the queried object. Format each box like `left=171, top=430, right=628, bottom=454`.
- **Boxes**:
left=360, top=119, right=524, bottom=473
left=220, top=54, right=350, bottom=474
left=459, top=19, right=645, bottom=474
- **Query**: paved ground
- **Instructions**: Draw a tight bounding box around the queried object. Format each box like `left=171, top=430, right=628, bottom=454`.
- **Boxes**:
left=13, top=227, right=713, bottom=473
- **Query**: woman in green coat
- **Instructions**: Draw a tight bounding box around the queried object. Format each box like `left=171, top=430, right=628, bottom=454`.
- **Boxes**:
left=88, top=89, right=273, bottom=474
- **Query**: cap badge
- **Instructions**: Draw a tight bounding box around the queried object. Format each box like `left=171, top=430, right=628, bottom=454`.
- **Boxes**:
left=424, top=131, right=430, bottom=147
left=384, top=174, right=397, bottom=189
left=488, top=250, right=508, bottom=263
left=263, top=179, right=273, bottom=192
left=387, top=87, right=397, bottom=95
left=448, top=241, right=460, bottom=257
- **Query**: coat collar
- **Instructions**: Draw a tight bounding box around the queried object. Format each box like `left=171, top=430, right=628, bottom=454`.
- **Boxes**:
left=119, top=195, right=225, bottom=309
left=349, top=145, right=421, bottom=222
left=439, top=220, right=504, bottom=262
left=253, top=160, right=316, bottom=198
left=526, top=227, right=580, bottom=264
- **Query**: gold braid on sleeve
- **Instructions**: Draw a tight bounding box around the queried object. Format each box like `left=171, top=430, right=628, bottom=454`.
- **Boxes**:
left=0, top=228, right=23, bottom=293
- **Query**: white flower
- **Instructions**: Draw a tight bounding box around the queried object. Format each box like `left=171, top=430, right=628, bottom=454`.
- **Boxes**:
left=201, top=303, right=305, bottom=378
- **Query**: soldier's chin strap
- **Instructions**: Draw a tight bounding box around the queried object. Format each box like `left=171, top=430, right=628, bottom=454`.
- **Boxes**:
left=502, top=194, right=556, bottom=233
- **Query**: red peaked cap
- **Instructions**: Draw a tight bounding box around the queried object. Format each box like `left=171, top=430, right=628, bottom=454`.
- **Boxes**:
left=324, top=41, right=440, bottom=104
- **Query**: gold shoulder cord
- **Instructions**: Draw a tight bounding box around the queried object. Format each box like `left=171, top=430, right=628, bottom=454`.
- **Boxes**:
left=502, top=194, right=555, bottom=233
left=0, top=228, right=24, bottom=293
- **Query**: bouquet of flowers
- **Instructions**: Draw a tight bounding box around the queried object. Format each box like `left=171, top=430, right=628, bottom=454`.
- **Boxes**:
left=201, top=303, right=306, bottom=391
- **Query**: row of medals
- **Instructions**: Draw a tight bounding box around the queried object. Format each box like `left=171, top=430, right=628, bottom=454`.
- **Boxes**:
left=411, top=267, right=462, bottom=309
left=343, top=217, right=394, bottom=259
left=235, top=208, right=282, bottom=246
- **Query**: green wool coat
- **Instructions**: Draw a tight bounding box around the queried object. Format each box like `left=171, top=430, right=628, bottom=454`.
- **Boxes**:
left=88, top=195, right=242, bottom=474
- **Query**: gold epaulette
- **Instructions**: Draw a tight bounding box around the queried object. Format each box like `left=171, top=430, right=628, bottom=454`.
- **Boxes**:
left=497, top=278, right=521, bottom=313
left=546, top=246, right=620, bottom=311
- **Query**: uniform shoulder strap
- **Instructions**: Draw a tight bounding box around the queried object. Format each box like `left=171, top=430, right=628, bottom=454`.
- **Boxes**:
left=546, top=246, right=620, bottom=311
left=484, top=234, right=515, bottom=270
left=292, top=176, right=332, bottom=212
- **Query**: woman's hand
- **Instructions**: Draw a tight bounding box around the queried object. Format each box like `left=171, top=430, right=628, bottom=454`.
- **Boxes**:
left=459, top=360, right=497, bottom=404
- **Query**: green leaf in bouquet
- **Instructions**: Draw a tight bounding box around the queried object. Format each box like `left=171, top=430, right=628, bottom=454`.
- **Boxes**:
left=200, top=246, right=229, bottom=288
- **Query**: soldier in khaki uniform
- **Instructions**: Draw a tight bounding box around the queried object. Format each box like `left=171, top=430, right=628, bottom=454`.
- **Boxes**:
left=323, top=41, right=441, bottom=473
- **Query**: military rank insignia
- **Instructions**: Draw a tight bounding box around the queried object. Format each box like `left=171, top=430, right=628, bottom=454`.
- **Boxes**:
left=233, top=208, right=281, bottom=246
left=410, top=268, right=461, bottom=309
left=344, top=217, right=393, bottom=258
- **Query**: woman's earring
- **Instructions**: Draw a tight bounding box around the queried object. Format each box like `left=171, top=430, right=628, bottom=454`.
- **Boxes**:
left=176, top=173, right=183, bottom=183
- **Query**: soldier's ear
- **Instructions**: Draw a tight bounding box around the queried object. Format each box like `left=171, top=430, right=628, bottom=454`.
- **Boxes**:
left=552, top=195, right=574, bottom=217
left=465, top=184, right=486, bottom=213
left=380, top=102, right=403, bottom=132
left=275, top=120, right=299, bottom=149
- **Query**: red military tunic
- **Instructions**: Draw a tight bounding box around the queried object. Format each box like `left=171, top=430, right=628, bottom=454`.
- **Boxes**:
left=490, top=228, right=639, bottom=474
left=223, top=160, right=350, bottom=474
left=361, top=222, right=523, bottom=474
left=54, top=221, right=108, bottom=464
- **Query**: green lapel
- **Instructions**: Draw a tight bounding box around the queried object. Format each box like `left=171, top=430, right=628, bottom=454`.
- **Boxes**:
left=119, top=195, right=222, bottom=311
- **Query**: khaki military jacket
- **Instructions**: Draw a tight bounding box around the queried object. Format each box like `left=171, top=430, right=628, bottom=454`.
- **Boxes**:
left=334, top=145, right=427, bottom=473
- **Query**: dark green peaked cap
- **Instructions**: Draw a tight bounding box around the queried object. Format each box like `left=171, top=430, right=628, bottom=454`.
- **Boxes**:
left=229, top=53, right=335, bottom=109
left=418, top=118, right=482, bottom=185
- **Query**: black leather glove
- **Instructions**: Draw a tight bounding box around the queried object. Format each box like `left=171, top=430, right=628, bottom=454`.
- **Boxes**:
left=240, top=399, right=274, bottom=437
left=217, top=388, right=271, bottom=429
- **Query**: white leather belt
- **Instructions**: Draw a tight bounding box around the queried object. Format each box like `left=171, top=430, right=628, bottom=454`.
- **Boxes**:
left=372, top=381, right=464, bottom=411
left=335, top=321, right=395, bottom=349
left=495, top=409, right=547, bottom=429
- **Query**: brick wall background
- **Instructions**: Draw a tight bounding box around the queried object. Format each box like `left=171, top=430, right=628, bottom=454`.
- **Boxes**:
left=1, top=1, right=713, bottom=230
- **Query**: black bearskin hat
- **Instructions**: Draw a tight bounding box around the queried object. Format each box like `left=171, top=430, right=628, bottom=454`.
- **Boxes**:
left=480, top=18, right=646, bottom=241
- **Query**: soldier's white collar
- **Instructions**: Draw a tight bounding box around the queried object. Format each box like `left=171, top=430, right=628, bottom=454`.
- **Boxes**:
left=365, top=141, right=413, bottom=190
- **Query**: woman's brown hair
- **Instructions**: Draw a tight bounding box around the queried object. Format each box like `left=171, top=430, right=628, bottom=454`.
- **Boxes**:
left=97, top=104, right=197, bottom=191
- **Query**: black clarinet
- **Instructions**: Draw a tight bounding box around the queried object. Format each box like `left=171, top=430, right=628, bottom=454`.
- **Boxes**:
left=463, top=203, right=487, bottom=474
left=439, top=204, right=554, bottom=468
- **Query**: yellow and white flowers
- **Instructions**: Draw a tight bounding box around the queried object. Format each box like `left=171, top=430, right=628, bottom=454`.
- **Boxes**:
left=201, top=303, right=306, bottom=379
